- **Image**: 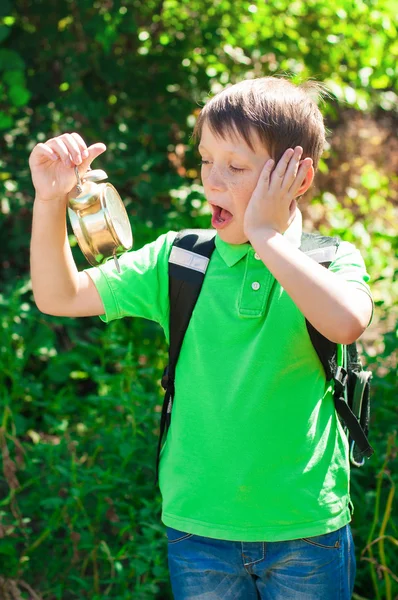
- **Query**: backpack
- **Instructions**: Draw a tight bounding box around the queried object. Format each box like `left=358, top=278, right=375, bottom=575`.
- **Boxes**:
left=155, top=229, right=374, bottom=484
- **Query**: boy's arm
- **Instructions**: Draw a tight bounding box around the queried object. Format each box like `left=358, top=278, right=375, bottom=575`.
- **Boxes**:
left=244, top=147, right=372, bottom=345
left=29, top=133, right=107, bottom=317
left=31, top=196, right=104, bottom=317
left=248, top=229, right=372, bottom=344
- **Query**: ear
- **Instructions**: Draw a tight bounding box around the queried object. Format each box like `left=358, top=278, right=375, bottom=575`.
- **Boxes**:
left=294, top=162, right=314, bottom=197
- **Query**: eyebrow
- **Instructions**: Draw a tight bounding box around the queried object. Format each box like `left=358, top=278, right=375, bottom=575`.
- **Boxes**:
left=198, top=143, right=246, bottom=158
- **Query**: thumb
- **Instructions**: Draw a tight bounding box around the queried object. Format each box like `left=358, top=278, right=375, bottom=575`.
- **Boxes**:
left=72, top=143, right=107, bottom=188
left=83, top=143, right=107, bottom=169
left=79, top=142, right=106, bottom=173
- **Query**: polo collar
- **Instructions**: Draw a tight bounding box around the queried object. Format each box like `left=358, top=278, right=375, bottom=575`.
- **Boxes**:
left=215, top=236, right=250, bottom=267
left=215, top=208, right=303, bottom=267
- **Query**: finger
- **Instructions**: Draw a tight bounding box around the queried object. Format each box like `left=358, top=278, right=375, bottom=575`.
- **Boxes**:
left=84, top=143, right=107, bottom=168
left=61, top=133, right=84, bottom=165
left=73, top=143, right=107, bottom=180
left=289, top=158, right=313, bottom=196
left=70, top=132, right=89, bottom=159
left=283, top=146, right=303, bottom=187
left=46, top=138, right=73, bottom=166
left=68, top=135, right=106, bottom=167
left=271, top=148, right=295, bottom=181
left=253, top=159, right=275, bottom=194
left=36, top=143, right=59, bottom=161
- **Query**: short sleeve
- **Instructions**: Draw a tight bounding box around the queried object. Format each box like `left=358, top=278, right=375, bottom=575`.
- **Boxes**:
left=84, top=230, right=178, bottom=330
left=329, top=240, right=374, bottom=323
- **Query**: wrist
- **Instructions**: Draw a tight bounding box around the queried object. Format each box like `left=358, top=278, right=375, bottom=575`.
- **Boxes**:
left=246, top=226, right=281, bottom=245
left=34, top=194, right=68, bottom=208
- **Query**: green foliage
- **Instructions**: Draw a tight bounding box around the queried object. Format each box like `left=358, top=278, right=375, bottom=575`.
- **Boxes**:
left=0, top=0, right=397, bottom=598
left=1, top=289, right=171, bottom=598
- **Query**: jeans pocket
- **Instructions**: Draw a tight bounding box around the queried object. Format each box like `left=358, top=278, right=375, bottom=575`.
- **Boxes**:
left=166, top=526, right=194, bottom=545
left=301, top=527, right=342, bottom=549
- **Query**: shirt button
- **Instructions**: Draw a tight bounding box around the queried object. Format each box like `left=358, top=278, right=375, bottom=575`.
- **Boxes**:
left=251, top=281, right=260, bottom=291
left=254, top=253, right=261, bottom=260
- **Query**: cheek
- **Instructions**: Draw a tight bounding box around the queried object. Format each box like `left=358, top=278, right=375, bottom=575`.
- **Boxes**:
left=201, top=167, right=209, bottom=182
left=230, top=178, right=257, bottom=209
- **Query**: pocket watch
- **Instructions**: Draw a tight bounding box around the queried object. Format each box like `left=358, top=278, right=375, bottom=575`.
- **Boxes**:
left=68, top=166, right=133, bottom=272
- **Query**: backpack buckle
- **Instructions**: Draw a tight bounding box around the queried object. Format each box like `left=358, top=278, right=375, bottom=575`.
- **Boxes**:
left=334, top=366, right=348, bottom=397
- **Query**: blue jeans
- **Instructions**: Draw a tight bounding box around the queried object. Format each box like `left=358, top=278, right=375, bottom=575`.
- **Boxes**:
left=166, top=524, right=356, bottom=599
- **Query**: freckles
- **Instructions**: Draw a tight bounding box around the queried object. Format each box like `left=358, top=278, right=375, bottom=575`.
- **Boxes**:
left=228, top=174, right=251, bottom=192
left=229, top=179, right=255, bottom=212
left=228, top=179, right=240, bottom=190
left=229, top=180, right=254, bottom=196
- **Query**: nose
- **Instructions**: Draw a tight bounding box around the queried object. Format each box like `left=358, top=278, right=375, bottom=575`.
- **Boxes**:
left=206, top=165, right=226, bottom=191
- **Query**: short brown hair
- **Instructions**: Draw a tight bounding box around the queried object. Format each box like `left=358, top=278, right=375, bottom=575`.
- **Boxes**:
left=192, top=77, right=327, bottom=171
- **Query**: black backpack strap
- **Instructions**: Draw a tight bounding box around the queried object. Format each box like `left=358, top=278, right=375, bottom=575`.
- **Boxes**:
left=155, top=229, right=216, bottom=484
left=333, top=366, right=373, bottom=460
left=300, top=232, right=374, bottom=462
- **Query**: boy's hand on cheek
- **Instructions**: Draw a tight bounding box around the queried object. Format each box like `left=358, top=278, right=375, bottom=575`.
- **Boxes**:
left=243, top=146, right=313, bottom=239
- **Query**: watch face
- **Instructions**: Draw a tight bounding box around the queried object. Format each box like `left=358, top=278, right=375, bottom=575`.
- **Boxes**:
left=104, top=186, right=133, bottom=249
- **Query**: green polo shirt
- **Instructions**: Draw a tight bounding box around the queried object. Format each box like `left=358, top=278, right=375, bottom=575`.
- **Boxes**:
left=85, top=214, right=372, bottom=542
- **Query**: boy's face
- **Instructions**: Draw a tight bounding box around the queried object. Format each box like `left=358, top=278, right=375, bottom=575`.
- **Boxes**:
left=199, top=121, right=273, bottom=245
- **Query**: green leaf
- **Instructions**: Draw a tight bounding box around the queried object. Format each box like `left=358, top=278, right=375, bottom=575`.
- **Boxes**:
left=0, top=111, right=13, bottom=129
left=0, top=541, right=17, bottom=555
left=360, top=171, right=383, bottom=190
left=371, top=74, right=390, bottom=89
left=0, top=49, right=24, bottom=71
left=3, top=70, right=25, bottom=86
left=8, top=85, right=31, bottom=107
left=0, top=25, right=10, bottom=43
left=39, top=497, right=65, bottom=508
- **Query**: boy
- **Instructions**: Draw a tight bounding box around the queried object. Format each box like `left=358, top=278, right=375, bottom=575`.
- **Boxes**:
left=29, top=77, right=373, bottom=599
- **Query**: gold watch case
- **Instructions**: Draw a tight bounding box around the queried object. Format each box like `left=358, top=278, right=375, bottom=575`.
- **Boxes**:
left=68, top=168, right=133, bottom=271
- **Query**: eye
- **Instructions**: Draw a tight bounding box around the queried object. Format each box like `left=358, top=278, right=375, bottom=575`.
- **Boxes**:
left=199, top=160, right=244, bottom=173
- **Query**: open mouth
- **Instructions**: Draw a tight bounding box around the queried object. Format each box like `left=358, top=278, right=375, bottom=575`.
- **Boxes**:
left=211, top=204, right=234, bottom=229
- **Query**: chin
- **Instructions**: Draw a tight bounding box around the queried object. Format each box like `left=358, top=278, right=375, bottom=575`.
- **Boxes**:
left=217, top=228, right=249, bottom=245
